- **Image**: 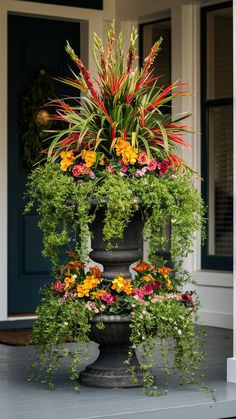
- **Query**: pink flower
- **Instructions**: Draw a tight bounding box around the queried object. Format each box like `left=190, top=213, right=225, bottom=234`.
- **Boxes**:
left=54, top=280, right=64, bottom=293
left=157, top=159, right=171, bottom=175
left=105, top=164, right=114, bottom=174
left=89, top=170, right=95, bottom=179
left=142, top=283, right=154, bottom=295
left=85, top=301, right=99, bottom=313
left=120, top=164, right=128, bottom=173
left=147, top=159, right=158, bottom=172
left=134, top=167, right=148, bottom=177
left=167, top=293, right=181, bottom=300
left=151, top=295, right=164, bottom=303
left=132, top=288, right=145, bottom=301
left=138, top=152, right=148, bottom=165
left=101, top=292, right=117, bottom=304
left=72, top=163, right=90, bottom=177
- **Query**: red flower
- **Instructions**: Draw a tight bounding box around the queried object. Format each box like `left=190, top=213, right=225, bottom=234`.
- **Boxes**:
left=157, top=159, right=171, bottom=175
left=152, top=280, right=162, bottom=289
left=54, top=280, right=64, bottom=293
left=101, top=292, right=117, bottom=304
left=142, top=283, right=154, bottom=295
left=181, top=292, right=194, bottom=307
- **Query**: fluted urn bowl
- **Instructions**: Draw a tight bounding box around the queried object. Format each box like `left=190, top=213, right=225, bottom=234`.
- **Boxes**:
left=79, top=315, right=143, bottom=388
left=79, top=208, right=144, bottom=388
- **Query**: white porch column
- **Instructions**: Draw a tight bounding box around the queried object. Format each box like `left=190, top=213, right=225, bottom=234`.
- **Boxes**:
left=227, top=0, right=236, bottom=382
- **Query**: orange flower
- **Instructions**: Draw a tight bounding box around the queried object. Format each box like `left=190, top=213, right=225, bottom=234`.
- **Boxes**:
left=60, top=150, right=75, bottom=171
left=82, top=150, right=96, bottom=167
left=123, top=280, right=133, bottom=295
left=133, top=261, right=152, bottom=272
left=67, top=261, right=86, bottom=272
left=99, top=154, right=105, bottom=165
left=90, top=266, right=102, bottom=279
left=142, top=274, right=153, bottom=282
left=92, top=290, right=106, bottom=299
left=64, top=274, right=77, bottom=290
left=158, top=266, right=171, bottom=279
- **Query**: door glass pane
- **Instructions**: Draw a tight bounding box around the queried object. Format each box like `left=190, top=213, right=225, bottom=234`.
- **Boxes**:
left=208, top=105, right=233, bottom=256
left=206, top=6, right=233, bottom=100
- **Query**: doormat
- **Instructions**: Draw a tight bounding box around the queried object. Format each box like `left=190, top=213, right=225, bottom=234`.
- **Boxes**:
left=0, top=328, right=33, bottom=346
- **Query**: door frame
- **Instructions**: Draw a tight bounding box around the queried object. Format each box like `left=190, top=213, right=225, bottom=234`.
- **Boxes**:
left=0, top=0, right=112, bottom=321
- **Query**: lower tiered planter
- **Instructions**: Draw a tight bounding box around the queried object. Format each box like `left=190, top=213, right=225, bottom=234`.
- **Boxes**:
left=79, top=315, right=143, bottom=388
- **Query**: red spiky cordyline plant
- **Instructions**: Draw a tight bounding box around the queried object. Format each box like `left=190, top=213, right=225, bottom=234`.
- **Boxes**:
left=46, top=20, right=193, bottom=176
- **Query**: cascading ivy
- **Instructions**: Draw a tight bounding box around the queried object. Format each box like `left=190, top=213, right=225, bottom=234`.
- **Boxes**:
left=25, top=163, right=205, bottom=266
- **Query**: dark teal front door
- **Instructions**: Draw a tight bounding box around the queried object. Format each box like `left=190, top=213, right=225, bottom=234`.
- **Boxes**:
left=8, top=14, right=80, bottom=314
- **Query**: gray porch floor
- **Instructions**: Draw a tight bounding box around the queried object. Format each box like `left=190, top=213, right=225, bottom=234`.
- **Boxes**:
left=1, top=327, right=236, bottom=419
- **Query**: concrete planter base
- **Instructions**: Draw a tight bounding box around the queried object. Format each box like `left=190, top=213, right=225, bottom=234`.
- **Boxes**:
left=79, top=315, right=143, bottom=388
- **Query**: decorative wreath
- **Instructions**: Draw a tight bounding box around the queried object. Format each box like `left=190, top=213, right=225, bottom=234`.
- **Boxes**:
left=20, top=68, right=56, bottom=168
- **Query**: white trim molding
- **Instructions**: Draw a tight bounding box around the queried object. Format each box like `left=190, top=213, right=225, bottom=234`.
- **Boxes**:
left=0, top=0, right=115, bottom=321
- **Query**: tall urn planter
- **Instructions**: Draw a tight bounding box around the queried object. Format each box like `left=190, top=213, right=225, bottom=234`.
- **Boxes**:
left=80, top=208, right=144, bottom=388
left=25, top=22, right=206, bottom=395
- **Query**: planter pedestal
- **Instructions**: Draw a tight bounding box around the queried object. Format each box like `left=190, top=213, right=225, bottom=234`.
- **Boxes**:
left=80, top=209, right=144, bottom=388
left=80, top=315, right=143, bottom=388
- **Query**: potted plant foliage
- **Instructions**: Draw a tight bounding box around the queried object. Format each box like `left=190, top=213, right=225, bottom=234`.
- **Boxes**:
left=25, top=21, right=206, bottom=394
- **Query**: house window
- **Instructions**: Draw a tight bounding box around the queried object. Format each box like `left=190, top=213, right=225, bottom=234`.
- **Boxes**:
left=139, top=18, right=171, bottom=90
left=201, top=2, right=233, bottom=270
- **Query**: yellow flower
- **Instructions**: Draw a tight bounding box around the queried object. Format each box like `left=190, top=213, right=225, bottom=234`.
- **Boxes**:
left=166, top=279, right=172, bottom=290
left=92, top=290, right=106, bottom=299
left=60, top=150, right=75, bottom=171
left=114, top=139, right=138, bottom=165
left=82, top=150, right=97, bottom=167
left=83, top=275, right=100, bottom=289
left=115, top=139, right=130, bottom=156
left=122, top=147, right=138, bottom=165
left=142, top=274, right=153, bottom=282
left=64, top=274, right=77, bottom=290
left=111, top=276, right=126, bottom=292
left=77, top=284, right=90, bottom=297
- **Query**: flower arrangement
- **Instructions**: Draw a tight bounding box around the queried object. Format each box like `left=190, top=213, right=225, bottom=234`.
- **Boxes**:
left=31, top=252, right=204, bottom=393
left=25, top=21, right=204, bottom=265
left=26, top=21, right=207, bottom=394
